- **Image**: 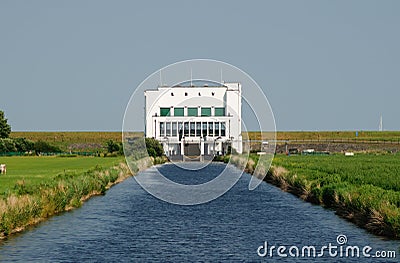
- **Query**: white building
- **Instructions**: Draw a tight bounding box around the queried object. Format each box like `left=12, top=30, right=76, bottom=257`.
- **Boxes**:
left=144, top=82, right=242, bottom=159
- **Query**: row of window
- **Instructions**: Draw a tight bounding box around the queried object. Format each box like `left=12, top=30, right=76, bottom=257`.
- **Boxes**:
left=159, top=107, right=225, bottom=117
left=159, top=121, right=226, bottom=138
left=170, top=91, right=216, bottom=97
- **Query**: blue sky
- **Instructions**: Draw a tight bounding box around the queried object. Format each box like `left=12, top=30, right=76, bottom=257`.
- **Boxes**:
left=0, top=0, right=399, bottom=131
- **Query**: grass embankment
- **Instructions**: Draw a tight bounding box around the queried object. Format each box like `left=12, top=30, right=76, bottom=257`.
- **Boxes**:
left=0, top=156, right=152, bottom=239
left=269, top=154, right=400, bottom=238
left=10, top=132, right=142, bottom=152
left=244, top=131, right=400, bottom=142
left=225, top=153, right=400, bottom=239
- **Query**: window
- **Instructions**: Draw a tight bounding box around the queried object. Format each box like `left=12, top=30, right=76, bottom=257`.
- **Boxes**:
left=208, top=122, right=214, bottom=136
left=215, top=122, right=220, bottom=136
left=221, top=122, right=226, bottom=136
left=196, top=122, right=201, bottom=137
left=184, top=122, right=189, bottom=136
left=166, top=122, right=171, bottom=136
left=201, top=107, right=211, bottom=116
left=202, top=122, right=207, bottom=137
left=190, top=122, right=195, bottom=136
left=188, top=107, right=198, bottom=117
left=160, top=108, right=170, bottom=116
left=172, top=122, right=177, bottom=137
left=160, top=122, right=165, bottom=136
left=178, top=122, right=183, bottom=140
left=214, top=107, right=225, bottom=116
left=174, top=108, right=184, bottom=116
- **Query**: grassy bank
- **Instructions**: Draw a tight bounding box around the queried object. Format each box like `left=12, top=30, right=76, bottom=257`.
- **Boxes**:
left=244, top=130, right=400, bottom=141
left=0, top=156, right=153, bottom=239
left=226, top=153, right=400, bottom=239
left=268, top=154, right=400, bottom=238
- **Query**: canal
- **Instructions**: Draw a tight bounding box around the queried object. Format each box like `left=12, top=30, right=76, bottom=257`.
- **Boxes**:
left=0, top=163, right=398, bottom=262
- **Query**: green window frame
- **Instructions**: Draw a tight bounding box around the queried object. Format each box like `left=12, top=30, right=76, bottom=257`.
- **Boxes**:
left=214, top=107, right=225, bottom=116
left=160, top=108, right=170, bottom=116
left=201, top=107, right=211, bottom=117
left=187, top=107, right=198, bottom=117
left=174, top=107, right=184, bottom=116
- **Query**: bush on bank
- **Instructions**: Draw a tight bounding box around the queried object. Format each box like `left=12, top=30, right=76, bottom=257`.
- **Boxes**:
left=105, top=138, right=164, bottom=159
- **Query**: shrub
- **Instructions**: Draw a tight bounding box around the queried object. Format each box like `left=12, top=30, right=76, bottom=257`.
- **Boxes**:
left=13, top=137, right=34, bottom=152
left=321, top=186, right=337, bottom=208
left=105, top=152, right=118, bottom=157
left=0, top=138, right=17, bottom=153
left=145, top=138, right=164, bottom=158
left=118, top=142, right=124, bottom=155
left=34, top=140, right=61, bottom=154
left=106, top=140, right=120, bottom=153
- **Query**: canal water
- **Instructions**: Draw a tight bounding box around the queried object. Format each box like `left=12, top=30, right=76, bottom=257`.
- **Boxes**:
left=0, top=163, right=399, bottom=262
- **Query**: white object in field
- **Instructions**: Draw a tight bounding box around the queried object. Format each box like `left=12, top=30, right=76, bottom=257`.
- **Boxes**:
left=303, top=149, right=315, bottom=153
left=344, top=152, right=354, bottom=156
left=0, top=164, right=6, bottom=174
left=257, top=152, right=267, bottom=155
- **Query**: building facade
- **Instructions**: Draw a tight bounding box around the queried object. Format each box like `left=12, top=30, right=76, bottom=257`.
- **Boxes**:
left=144, top=82, right=242, bottom=159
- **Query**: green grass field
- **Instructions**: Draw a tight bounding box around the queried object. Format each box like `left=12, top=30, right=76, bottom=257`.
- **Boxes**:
left=273, top=154, right=400, bottom=192
left=0, top=156, right=122, bottom=196
left=269, top=153, right=400, bottom=237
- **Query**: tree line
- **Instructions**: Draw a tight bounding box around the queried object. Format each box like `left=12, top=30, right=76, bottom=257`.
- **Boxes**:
left=0, top=110, right=61, bottom=154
